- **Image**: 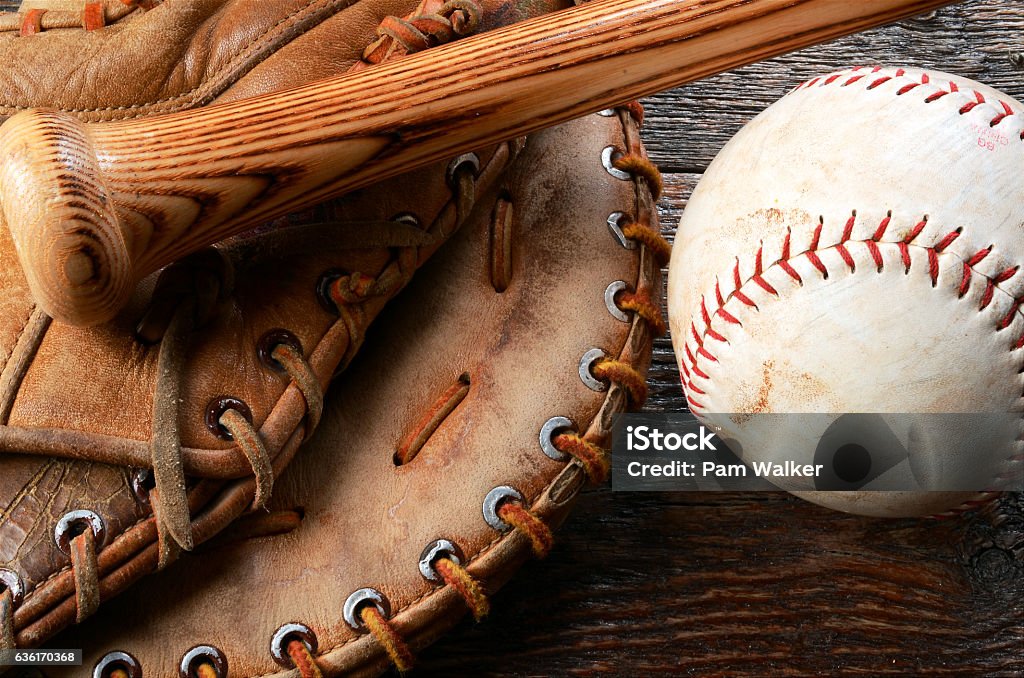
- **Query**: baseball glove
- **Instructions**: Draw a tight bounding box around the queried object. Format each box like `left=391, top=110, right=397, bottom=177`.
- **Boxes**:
left=49, top=104, right=668, bottom=677
left=0, top=0, right=566, bottom=650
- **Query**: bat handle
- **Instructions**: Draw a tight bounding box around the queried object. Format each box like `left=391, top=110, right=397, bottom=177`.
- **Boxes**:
left=0, top=109, right=132, bottom=327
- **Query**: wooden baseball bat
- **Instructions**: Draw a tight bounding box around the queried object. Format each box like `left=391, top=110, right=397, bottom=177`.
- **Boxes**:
left=0, top=0, right=956, bottom=326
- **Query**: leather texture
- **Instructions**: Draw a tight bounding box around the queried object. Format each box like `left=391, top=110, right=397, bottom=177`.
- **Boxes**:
left=668, top=67, right=1024, bottom=517
left=0, top=0, right=566, bottom=651
left=0, top=0, right=560, bottom=119
left=48, top=106, right=662, bottom=678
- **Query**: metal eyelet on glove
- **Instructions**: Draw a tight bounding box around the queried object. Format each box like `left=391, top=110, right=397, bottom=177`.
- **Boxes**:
left=578, top=348, right=610, bottom=392
left=539, top=417, right=610, bottom=484
left=391, top=212, right=423, bottom=230
left=131, top=468, right=155, bottom=508
left=446, top=153, right=480, bottom=185
left=204, top=397, right=253, bottom=441
left=418, top=538, right=489, bottom=620
left=93, top=651, right=142, bottom=678
left=257, top=330, right=303, bottom=374
left=343, top=587, right=413, bottom=671
left=607, top=212, right=638, bottom=250
left=315, top=268, right=347, bottom=314
left=0, top=567, right=21, bottom=650
left=481, top=486, right=553, bottom=559
left=602, top=146, right=632, bottom=181
left=179, top=645, right=227, bottom=678
left=270, top=622, right=319, bottom=669
left=418, top=539, right=464, bottom=582
left=0, top=569, right=24, bottom=607
left=604, top=281, right=632, bottom=323
left=578, top=347, right=648, bottom=404
left=203, top=396, right=274, bottom=515
left=482, top=486, right=523, bottom=531
left=54, top=509, right=106, bottom=554
left=539, top=417, right=573, bottom=461
left=343, top=588, right=390, bottom=631
left=52, top=510, right=106, bottom=623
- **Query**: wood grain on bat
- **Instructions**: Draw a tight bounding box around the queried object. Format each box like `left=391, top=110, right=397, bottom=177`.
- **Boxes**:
left=0, top=0, right=956, bottom=325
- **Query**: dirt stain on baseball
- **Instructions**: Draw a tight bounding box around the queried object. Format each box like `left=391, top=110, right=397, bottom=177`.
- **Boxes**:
left=753, top=359, right=774, bottom=413
left=733, top=360, right=775, bottom=424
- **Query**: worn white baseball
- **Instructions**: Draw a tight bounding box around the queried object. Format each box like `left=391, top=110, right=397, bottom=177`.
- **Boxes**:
left=667, top=66, right=1024, bottom=517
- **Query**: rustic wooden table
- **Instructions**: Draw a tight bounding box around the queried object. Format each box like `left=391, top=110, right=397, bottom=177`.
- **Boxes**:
left=418, top=1, right=1024, bottom=674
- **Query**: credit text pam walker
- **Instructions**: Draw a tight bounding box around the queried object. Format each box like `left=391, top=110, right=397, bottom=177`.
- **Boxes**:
left=624, top=425, right=823, bottom=479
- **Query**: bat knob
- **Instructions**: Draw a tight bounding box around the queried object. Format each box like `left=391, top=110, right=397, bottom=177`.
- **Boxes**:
left=0, top=109, right=131, bottom=327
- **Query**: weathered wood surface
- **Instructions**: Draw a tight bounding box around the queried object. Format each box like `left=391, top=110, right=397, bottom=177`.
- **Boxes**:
left=418, top=1, right=1024, bottom=674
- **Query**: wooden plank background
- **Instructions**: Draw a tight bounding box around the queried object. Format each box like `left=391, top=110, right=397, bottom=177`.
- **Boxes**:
left=418, top=1, right=1024, bottom=674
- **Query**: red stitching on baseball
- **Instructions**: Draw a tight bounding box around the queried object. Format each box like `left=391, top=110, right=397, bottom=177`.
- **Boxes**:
left=872, top=214, right=891, bottom=241
left=841, top=212, right=857, bottom=242
left=705, top=325, right=726, bottom=344
left=733, top=289, right=756, bottom=307
left=998, top=299, right=1020, bottom=330
left=682, top=219, right=1024, bottom=415
left=752, top=275, right=778, bottom=296
left=991, top=101, right=1014, bottom=127
left=927, top=249, right=940, bottom=286
left=995, top=267, right=1020, bottom=284
left=837, top=243, right=856, bottom=272
left=779, top=230, right=802, bottom=283
left=934, top=228, right=962, bottom=253
left=813, top=68, right=1021, bottom=130
left=697, top=346, right=718, bottom=363
left=701, top=297, right=728, bottom=341
left=810, top=221, right=823, bottom=250
left=959, top=247, right=993, bottom=298
left=806, top=222, right=829, bottom=278
left=718, top=307, right=740, bottom=325
left=866, top=241, right=884, bottom=271
left=904, top=218, right=928, bottom=243
left=732, top=259, right=758, bottom=308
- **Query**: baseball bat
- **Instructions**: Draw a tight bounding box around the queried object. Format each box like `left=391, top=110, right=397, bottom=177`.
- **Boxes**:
left=0, top=0, right=957, bottom=326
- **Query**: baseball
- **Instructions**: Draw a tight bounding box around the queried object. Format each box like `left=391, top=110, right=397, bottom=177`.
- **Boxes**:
left=667, top=66, right=1024, bottom=517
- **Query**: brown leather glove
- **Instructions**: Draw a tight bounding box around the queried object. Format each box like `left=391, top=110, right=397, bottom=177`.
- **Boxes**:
left=52, top=104, right=668, bottom=678
left=0, top=0, right=565, bottom=651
